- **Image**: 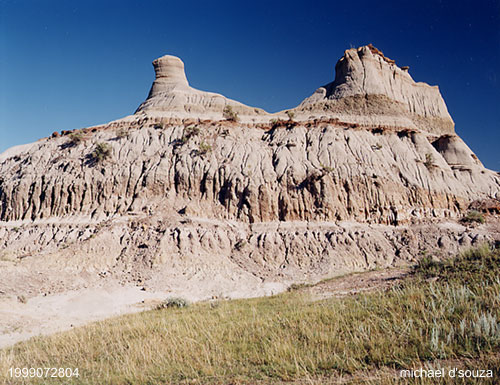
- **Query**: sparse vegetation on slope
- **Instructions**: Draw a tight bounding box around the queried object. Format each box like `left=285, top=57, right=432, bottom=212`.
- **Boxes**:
left=68, top=131, right=84, bottom=146
left=1, top=245, right=499, bottom=384
left=461, top=210, right=486, bottom=224
left=197, top=141, right=212, bottom=156
left=223, top=105, right=239, bottom=122
left=424, top=153, right=435, bottom=169
left=115, top=127, right=129, bottom=139
left=91, top=142, right=111, bottom=163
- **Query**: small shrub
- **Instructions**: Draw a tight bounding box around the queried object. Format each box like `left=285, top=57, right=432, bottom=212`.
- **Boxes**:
left=462, top=210, right=485, bottom=224
left=92, top=142, right=112, bottom=163
left=68, top=132, right=84, bottom=146
left=320, top=163, right=334, bottom=173
left=223, top=106, right=239, bottom=122
left=115, top=127, right=129, bottom=139
left=157, top=297, right=189, bottom=310
left=371, top=143, right=382, bottom=150
left=415, top=255, right=442, bottom=278
left=270, top=118, right=296, bottom=130
left=286, top=111, right=295, bottom=121
left=17, top=295, right=27, bottom=304
left=424, top=153, right=435, bottom=169
left=184, top=125, right=200, bottom=138
left=198, top=142, right=212, bottom=155
left=471, top=312, right=500, bottom=341
left=234, top=239, right=247, bottom=251
left=287, top=283, right=307, bottom=292
left=176, top=126, right=200, bottom=146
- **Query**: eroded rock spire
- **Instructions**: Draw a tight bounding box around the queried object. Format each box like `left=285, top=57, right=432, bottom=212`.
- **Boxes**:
left=152, top=55, right=189, bottom=85
left=135, top=54, right=266, bottom=120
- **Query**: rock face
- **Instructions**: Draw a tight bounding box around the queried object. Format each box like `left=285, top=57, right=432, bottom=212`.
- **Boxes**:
left=0, top=45, right=499, bottom=300
left=135, top=55, right=267, bottom=121
left=298, top=45, right=454, bottom=134
left=0, top=122, right=497, bottom=224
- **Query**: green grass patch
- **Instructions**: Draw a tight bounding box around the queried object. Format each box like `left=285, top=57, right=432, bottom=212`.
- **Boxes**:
left=1, top=245, right=499, bottom=384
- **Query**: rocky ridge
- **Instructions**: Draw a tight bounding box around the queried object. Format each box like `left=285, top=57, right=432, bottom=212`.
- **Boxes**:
left=298, top=45, right=455, bottom=134
left=0, top=45, right=499, bottom=301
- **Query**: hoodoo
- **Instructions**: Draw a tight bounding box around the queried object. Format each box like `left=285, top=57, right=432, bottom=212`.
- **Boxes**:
left=151, top=55, right=189, bottom=85
left=135, top=54, right=266, bottom=120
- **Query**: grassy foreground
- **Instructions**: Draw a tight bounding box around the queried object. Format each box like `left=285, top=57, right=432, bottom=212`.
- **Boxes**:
left=1, top=245, right=500, bottom=384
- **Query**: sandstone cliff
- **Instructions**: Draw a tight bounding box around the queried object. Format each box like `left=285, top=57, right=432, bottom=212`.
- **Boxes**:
left=0, top=45, right=499, bottom=300
left=298, top=44, right=454, bottom=134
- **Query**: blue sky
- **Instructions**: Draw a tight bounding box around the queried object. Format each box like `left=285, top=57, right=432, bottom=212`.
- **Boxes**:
left=1, top=0, right=499, bottom=170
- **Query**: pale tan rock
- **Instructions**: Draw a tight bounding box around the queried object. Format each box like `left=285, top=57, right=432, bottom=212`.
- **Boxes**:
left=0, top=115, right=498, bottom=223
left=296, top=45, right=455, bottom=134
left=431, top=134, right=482, bottom=168
left=135, top=54, right=267, bottom=121
left=0, top=45, right=499, bottom=317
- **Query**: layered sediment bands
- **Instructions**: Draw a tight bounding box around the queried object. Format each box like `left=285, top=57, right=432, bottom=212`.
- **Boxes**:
left=0, top=217, right=496, bottom=288
left=135, top=55, right=266, bottom=120
left=1, top=122, right=498, bottom=224
left=0, top=45, right=499, bottom=297
left=298, top=45, right=455, bottom=134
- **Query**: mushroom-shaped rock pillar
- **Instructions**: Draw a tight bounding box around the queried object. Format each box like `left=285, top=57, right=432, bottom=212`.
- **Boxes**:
left=152, top=55, right=189, bottom=86
left=135, top=54, right=266, bottom=118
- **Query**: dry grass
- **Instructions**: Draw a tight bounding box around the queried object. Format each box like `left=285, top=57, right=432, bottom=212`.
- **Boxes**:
left=1, top=245, right=499, bottom=384
left=461, top=210, right=486, bottom=224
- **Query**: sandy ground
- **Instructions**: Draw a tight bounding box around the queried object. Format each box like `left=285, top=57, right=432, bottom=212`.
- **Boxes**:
left=0, top=266, right=287, bottom=349
left=0, top=284, right=172, bottom=348
left=302, top=267, right=410, bottom=299
left=0, top=267, right=408, bottom=349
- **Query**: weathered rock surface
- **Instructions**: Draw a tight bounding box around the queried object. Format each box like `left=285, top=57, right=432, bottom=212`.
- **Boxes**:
left=297, top=45, right=455, bottom=134
left=134, top=55, right=267, bottom=121
left=0, top=121, right=497, bottom=224
left=1, top=216, right=498, bottom=298
left=0, top=45, right=499, bottom=302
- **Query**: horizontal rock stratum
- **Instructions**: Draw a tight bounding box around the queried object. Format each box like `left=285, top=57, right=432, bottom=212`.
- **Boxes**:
left=299, top=44, right=455, bottom=134
left=0, top=45, right=499, bottom=301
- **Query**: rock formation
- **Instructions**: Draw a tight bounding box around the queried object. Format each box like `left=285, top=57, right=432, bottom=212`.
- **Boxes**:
left=0, top=45, right=499, bottom=301
left=134, top=54, right=267, bottom=121
left=298, top=44, right=454, bottom=134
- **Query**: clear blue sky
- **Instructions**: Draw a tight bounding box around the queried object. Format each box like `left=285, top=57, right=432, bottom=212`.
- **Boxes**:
left=1, top=0, right=499, bottom=170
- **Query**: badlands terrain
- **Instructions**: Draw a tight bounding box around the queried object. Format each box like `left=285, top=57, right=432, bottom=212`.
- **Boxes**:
left=0, top=44, right=499, bottom=347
